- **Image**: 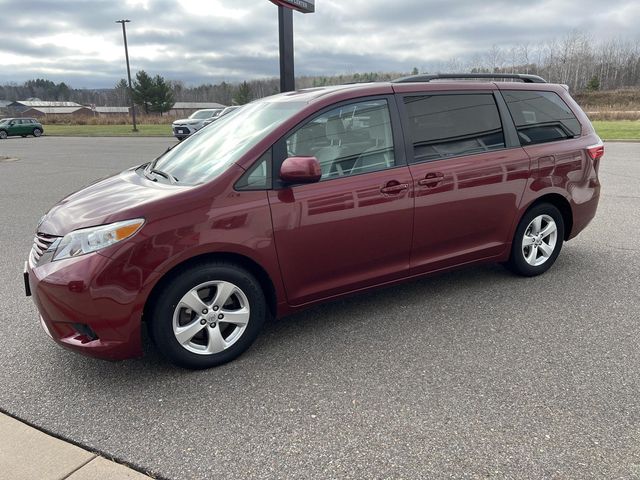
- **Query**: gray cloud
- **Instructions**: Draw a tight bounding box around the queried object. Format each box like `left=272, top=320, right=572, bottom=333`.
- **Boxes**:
left=0, top=0, right=638, bottom=88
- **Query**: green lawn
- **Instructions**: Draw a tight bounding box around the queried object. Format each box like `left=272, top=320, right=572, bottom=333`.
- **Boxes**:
left=43, top=124, right=171, bottom=137
left=42, top=120, right=640, bottom=141
left=592, top=120, right=640, bottom=141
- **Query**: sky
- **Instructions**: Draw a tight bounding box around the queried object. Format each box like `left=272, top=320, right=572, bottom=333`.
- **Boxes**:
left=0, top=0, right=639, bottom=89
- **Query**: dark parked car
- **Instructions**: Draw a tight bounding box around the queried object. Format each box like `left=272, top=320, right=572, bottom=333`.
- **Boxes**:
left=25, top=74, right=603, bottom=369
left=0, top=118, right=44, bottom=139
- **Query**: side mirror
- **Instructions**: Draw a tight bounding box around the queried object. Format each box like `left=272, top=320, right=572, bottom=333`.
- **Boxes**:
left=280, top=156, right=322, bottom=184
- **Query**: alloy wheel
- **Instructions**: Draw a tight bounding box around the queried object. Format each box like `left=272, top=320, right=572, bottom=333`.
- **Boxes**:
left=172, top=281, right=250, bottom=355
left=522, top=214, right=558, bottom=266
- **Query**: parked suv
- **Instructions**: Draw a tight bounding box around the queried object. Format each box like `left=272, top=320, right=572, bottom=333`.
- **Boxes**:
left=25, top=74, right=603, bottom=369
left=172, top=109, right=222, bottom=141
left=0, top=118, right=44, bottom=139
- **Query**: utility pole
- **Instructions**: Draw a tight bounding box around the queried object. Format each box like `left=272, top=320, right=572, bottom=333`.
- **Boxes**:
left=116, top=19, right=138, bottom=132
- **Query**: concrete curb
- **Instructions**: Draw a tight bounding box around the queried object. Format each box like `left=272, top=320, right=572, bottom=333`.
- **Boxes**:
left=0, top=413, right=154, bottom=480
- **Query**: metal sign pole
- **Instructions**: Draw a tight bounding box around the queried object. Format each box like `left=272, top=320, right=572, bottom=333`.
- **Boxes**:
left=278, top=6, right=295, bottom=93
left=270, top=0, right=314, bottom=93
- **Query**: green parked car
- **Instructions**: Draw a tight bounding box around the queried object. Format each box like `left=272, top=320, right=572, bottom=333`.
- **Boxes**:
left=0, top=118, right=44, bottom=139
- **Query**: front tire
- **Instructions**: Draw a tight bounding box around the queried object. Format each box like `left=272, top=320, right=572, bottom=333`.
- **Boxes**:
left=506, top=203, right=564, bottom=277
left=149, top=262, right=267, bottom=369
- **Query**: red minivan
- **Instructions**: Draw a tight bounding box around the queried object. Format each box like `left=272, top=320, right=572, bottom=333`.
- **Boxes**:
left=25, top=74, right=603, bottom=369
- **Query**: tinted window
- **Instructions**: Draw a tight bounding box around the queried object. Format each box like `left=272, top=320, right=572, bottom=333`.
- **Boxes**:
left=286, top=99, right=395, bottom=180
left=503, top=90, right=581, bottom=145
left=404, top=94, right=505, bottom=162
left=235, top=150, right=272, bottom=190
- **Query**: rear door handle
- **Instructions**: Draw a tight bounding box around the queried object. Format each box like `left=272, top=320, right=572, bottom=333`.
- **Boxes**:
left=380, top=181, right=409, bottom=194
left=418, top=172, right=445, bottom=187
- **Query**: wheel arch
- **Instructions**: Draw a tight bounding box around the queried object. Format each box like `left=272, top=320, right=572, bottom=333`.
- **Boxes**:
left=142, top=252, right=278, bottom=323
left=524, top=193, right=573, bottom=240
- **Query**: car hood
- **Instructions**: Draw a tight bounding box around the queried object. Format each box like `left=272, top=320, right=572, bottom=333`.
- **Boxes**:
left=172, top=119, right=201, bottom=125
left=38, top=168, right=192, bottom=236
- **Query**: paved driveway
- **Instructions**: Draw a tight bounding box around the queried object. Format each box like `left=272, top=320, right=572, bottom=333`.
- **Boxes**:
left=0, top=137, right=638, bottom=479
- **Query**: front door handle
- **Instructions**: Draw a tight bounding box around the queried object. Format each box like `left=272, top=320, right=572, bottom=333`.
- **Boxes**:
left=380, top=181, right=409, bottom=194
left=418, top=172, right=445, bottom=187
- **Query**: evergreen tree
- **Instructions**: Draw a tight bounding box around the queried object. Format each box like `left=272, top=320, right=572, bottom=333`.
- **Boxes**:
left=150, top=75, right=175, bottom=114
left=411, top=67, right=419, bottom=75
left=586, top=75, right=601, bottom=91
left=56, top=82, right=71, bottom=101
left=233, top=81, right=253, bottom=105
left=132, top=70, right=155, bottom=114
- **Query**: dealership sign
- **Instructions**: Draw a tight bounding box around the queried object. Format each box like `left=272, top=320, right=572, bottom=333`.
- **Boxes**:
left=269, top=0, right=315, bottom=14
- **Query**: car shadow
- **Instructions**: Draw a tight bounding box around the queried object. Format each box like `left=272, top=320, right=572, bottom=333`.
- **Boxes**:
left=48, top=261, right=521, bottom=378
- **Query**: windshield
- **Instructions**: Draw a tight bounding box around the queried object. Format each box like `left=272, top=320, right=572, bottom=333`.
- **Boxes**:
left=190, top=110, right=217, bottom=119
left=154, top=100, right=305, bottom=185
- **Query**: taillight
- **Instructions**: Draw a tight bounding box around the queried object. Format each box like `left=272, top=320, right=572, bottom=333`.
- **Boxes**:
left=587, top=143, right=604, bottom=161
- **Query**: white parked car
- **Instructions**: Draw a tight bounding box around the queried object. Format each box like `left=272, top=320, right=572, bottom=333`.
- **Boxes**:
left=172, top=109, right=223, bottom=141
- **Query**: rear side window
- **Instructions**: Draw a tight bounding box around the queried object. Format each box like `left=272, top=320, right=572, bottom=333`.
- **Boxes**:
left=502, top=90, right=581, bottom=146
left=403, top=94, right=505, bottom=162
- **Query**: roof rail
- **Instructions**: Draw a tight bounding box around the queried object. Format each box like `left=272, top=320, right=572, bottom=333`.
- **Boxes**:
left=392, top=73, right=547, bottom=84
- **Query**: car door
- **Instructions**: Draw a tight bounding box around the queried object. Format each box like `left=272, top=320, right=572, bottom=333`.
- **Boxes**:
left=8, top=119, right=21, bottom=136
left=398, top=91, right=531, bottom=274
left=18, top=119, right=30, bottom=135
left=268, top=97, right=414, bottom=305
left=19, top=119, right=31, bottom=135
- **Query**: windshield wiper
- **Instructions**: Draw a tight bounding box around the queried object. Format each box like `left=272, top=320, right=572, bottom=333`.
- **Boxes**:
left=150, top=168, right=178, bottom=184
left=148, top=144, right=176, bottom=171
left=143, top=165, right=178, bottom=184
left=143, top=145, right=180, bottom=184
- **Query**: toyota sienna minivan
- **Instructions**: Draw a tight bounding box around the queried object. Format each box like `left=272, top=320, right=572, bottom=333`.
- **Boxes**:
left=25, top=74, right=603, bottom=369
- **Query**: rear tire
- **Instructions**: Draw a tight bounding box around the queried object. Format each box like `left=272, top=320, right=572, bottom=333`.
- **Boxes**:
left=149, top=262, right=267, bottom=369
left=0, top=130, right=7, bottom=139
left=506, top=203, right=564, bottom=277
left=33, top=128, right=42, bottom=137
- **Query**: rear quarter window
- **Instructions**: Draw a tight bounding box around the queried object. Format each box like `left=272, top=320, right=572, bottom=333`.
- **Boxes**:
left=502, top=90, right=581, bottom=146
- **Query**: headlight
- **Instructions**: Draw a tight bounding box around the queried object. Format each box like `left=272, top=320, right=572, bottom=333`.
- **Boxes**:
left=53, top=218, right=144, bottom=261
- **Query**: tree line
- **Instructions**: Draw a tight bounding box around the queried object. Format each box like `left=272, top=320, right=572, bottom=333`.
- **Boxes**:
left=1, top=34, right=638, bottom=108
left=439, top=33, right=640, bottom=93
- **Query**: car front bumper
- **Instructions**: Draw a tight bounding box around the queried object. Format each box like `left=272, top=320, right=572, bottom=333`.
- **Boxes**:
left=25, top=251, right=158, bottom=361
left=172, top=125, right=196, bottom=138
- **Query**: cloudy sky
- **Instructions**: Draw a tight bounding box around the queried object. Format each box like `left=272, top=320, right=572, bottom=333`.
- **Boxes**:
left=1, top=0, right=639, bottom=88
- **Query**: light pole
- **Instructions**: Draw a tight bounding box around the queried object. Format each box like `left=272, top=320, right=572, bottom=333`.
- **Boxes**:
left=116, top=19, right=138, bottom=132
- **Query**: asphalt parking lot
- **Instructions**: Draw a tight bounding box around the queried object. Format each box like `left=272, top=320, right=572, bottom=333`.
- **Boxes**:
left=0, top=137, right=639, bottom=479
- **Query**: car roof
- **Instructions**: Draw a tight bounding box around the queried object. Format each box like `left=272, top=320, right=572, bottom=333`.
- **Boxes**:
left=263, top=80, right=568, bottom=107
